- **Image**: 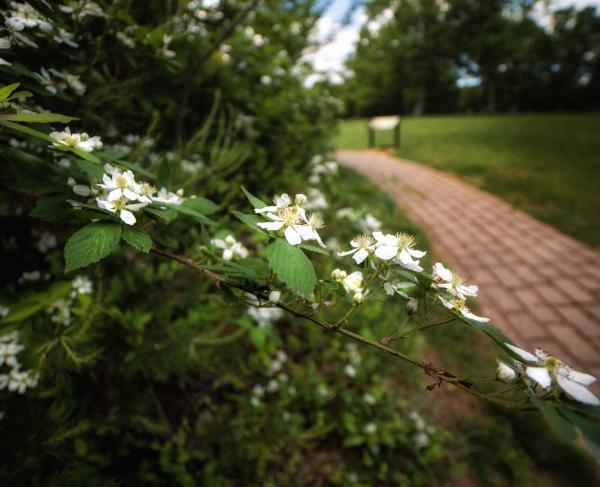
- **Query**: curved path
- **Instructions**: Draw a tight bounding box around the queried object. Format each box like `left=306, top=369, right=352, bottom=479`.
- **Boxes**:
left=337, top=150, right=600, bottom=378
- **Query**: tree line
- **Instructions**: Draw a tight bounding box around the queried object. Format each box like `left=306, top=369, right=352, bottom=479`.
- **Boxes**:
left=338, top=0, right=600, bottom=116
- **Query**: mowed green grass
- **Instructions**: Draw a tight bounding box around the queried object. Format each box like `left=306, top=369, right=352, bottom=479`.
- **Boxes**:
left=332, top=114, right=600, bottom=247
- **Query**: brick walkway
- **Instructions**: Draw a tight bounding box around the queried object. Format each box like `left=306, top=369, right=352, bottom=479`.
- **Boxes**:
left=337, top=150, right=600, bottom=378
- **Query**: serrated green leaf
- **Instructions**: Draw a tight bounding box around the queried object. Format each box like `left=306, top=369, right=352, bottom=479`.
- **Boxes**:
left=64, top=222, right=122, bottom=272
left=241, top=185, right=267, bottom=209
left=265, top=238, right=316, bottom=297
left=183, top=196, right=219, bottom=215
left=30, top=195, right=72, bottom=222
left=121, top=225, right=153, bottom=253
left=231, top=210, right=268, bottom=235
left=0, top=112, right=77, bottom=123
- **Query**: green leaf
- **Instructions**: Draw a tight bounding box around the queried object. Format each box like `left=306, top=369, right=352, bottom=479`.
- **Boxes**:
left=146, top=207, right=178, bottom=223
left=72, top=147, right=101, bottom=164
left=64, top=222, right=122, bottom=272
left=121, top=225, right=153, bottom=253
left=157, top=159, right=171, bottom=188
left=0, top=112, right=78, bottom=123
left=75, top=158, right=104, bottom=180
left=241, top=186, right=267, bottom=209
left=231, top=210, right=268, bottom=235
left=1, top=301, right=43, bottom=324
left=530, top=396, right=577, bottom=441
left=265, top=238, right=317, bottom=297
left=0, top=83, right=19, bottom=102
left=183, top=196, right=219, bottom=215
left=30, top=195, right=72, bottom=222
left=163, top=203, right=215, bottom=225
left=0, top=120, right=55, bottom=143
left=300, top=243, right=329, bottom=255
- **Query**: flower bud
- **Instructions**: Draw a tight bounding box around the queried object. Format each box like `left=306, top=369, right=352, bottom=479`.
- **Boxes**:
left=294, top=193, right=307, bottom=206
left=269, top=290, right=281, bottom=303
left=353, top=292, right=364, bottom=304
left=331, top=268, right=347, bottom=281
left=405, top=298, right=418, bottom=315
left=496, top=360, right=517, bottom=383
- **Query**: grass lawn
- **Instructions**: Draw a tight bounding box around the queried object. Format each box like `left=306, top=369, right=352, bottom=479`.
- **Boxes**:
left=332, top=114, right=600, bottom=247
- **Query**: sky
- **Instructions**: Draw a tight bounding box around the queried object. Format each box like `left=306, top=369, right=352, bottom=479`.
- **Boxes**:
left=305, top=0, right=600, bottom=86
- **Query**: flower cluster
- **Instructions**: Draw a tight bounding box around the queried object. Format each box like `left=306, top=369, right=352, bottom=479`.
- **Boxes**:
left=50, top=127, right=102, bottom=152
left=308, top=155, right=337, bottom=185
left=0, top=332, right=38, bottom=394
left=246, top=293, right=284, bottom=329
left=35, top=67, right=86, bottom=96
left=46, top=275, right=93, bottom=327
left=336, top=208, right=382, bottom=233
left=410, top=411, right=435, bottom=449
left=94, top=165, right=182, bottom=225
left=498, top=344, right=599, bottom=406
left=211, top=235, right=248, bottom=261
left=256, top=193, right=326, bottom=247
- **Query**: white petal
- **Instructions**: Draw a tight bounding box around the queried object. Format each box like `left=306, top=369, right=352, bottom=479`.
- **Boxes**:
left=102, top=173, right=113, bottom=185
left=526, top=366, right=552, bottom=389
left=107, top=189, right=122, bottom=201
left=254, top=205, right=277, bottom=214
left=439, top=297, right=453, bottom=309
left=212, top=239, right=225, bottom=249
left=505, top=343, right=538, bottom=363
left=284, top=226, right=302, bottom=245
left=353, top=248, right=369, bottom=264
left=123, top=188, right=139, bottom=200
left=556, top=375, right=600, bottom=405
left=350, top=240, right=360, bottom=248
left=338, top=249, right=357, bottom=257
left=433, top=262, right=452, bottom=281
left=257, top=221, right=284, bottom=231
left=119, top=209, right=136, bottom=225
left=462, top=310, right=490, bottom=322
left=374, top=245, right=397, bottom=260
left=459, top=284, right=479, bottom=297
left=408, top=248, right=426, bottom=258
left=222, top=249, right=233, bottom=261
left=372, top=231, right=385, bottom=242
left=568, top=370, right=597, bottom=386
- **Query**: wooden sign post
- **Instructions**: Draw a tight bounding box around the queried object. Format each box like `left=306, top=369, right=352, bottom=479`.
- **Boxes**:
left=368, top=115, right=402, bottom=149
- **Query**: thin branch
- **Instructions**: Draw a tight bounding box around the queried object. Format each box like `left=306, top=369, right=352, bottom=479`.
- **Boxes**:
left=150, top=247, right=533, bottom=410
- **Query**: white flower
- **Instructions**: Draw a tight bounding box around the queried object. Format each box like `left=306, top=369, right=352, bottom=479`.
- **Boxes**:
left=257, top=207, right=306, bottom=246
left=53, top=28, right=79, bottom=48
left=255, top=193, right=293, bottom=214
left=160, top=34, right=176, bottom=58
left=496, top=360, right=517, bottom=383
left=50, top=127, right=102, bottom=152
left=266, top=379, right=279, bottom=393
left=0, top=342, right=24, bottom=368
left=297, top=213, right=326, bottom=247
left=432, top=263, right=478, bottom=299
left=353, top=292, right=364, bottom=304
left=342, top=271, right=363, bottom=294
left=47, top=299, right=73, bottom=326
left=97, top=170, right=140, bottom=201
left=372, top=232, right=425, bottom=272
left=0, top=368, right=29, bottom=394
left=36, top=231, right=57, bottom=253
left=211, top=235, right=248, bottom=261
left=363, top=393, right=376, bottom=405
left=247, top=306, right=283, bottom=328
left=338, top=234, right=375, bottom=264
left=336, top=207, right=356, bottom=220
left=268, top=290, right=281, bottom=303
left=504, top=344, right=599, bottom=406
left=344, top=364, right=357, bottom=378
left=71, top=276, right=93, bottom=296
left=364, top=422, right=378, bottom=435
left=252, top=384, right=265, bottom=397
left=359, top=213, right=382, bottom=233
left=96, top=196, right=147, bottom=225
left=152, top=187, right=183, bottom=205
left=305, top=188, right=328, bottom=210
left=413, top=432, right=430, bottom=449
left=0, top=306, right=10, bottom=318
left=439, top=296, right=489, bottom=322
left=4, top=2, right=51, bottom=32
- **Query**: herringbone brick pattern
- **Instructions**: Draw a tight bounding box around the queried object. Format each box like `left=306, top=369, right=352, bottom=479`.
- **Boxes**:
left=337, top=150, right=600, bottom=378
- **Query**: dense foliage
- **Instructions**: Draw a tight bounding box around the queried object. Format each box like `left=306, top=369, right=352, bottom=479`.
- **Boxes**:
left=0, top=1, right=598, bottom=485
left=340, top=0, right=600, bottom=116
